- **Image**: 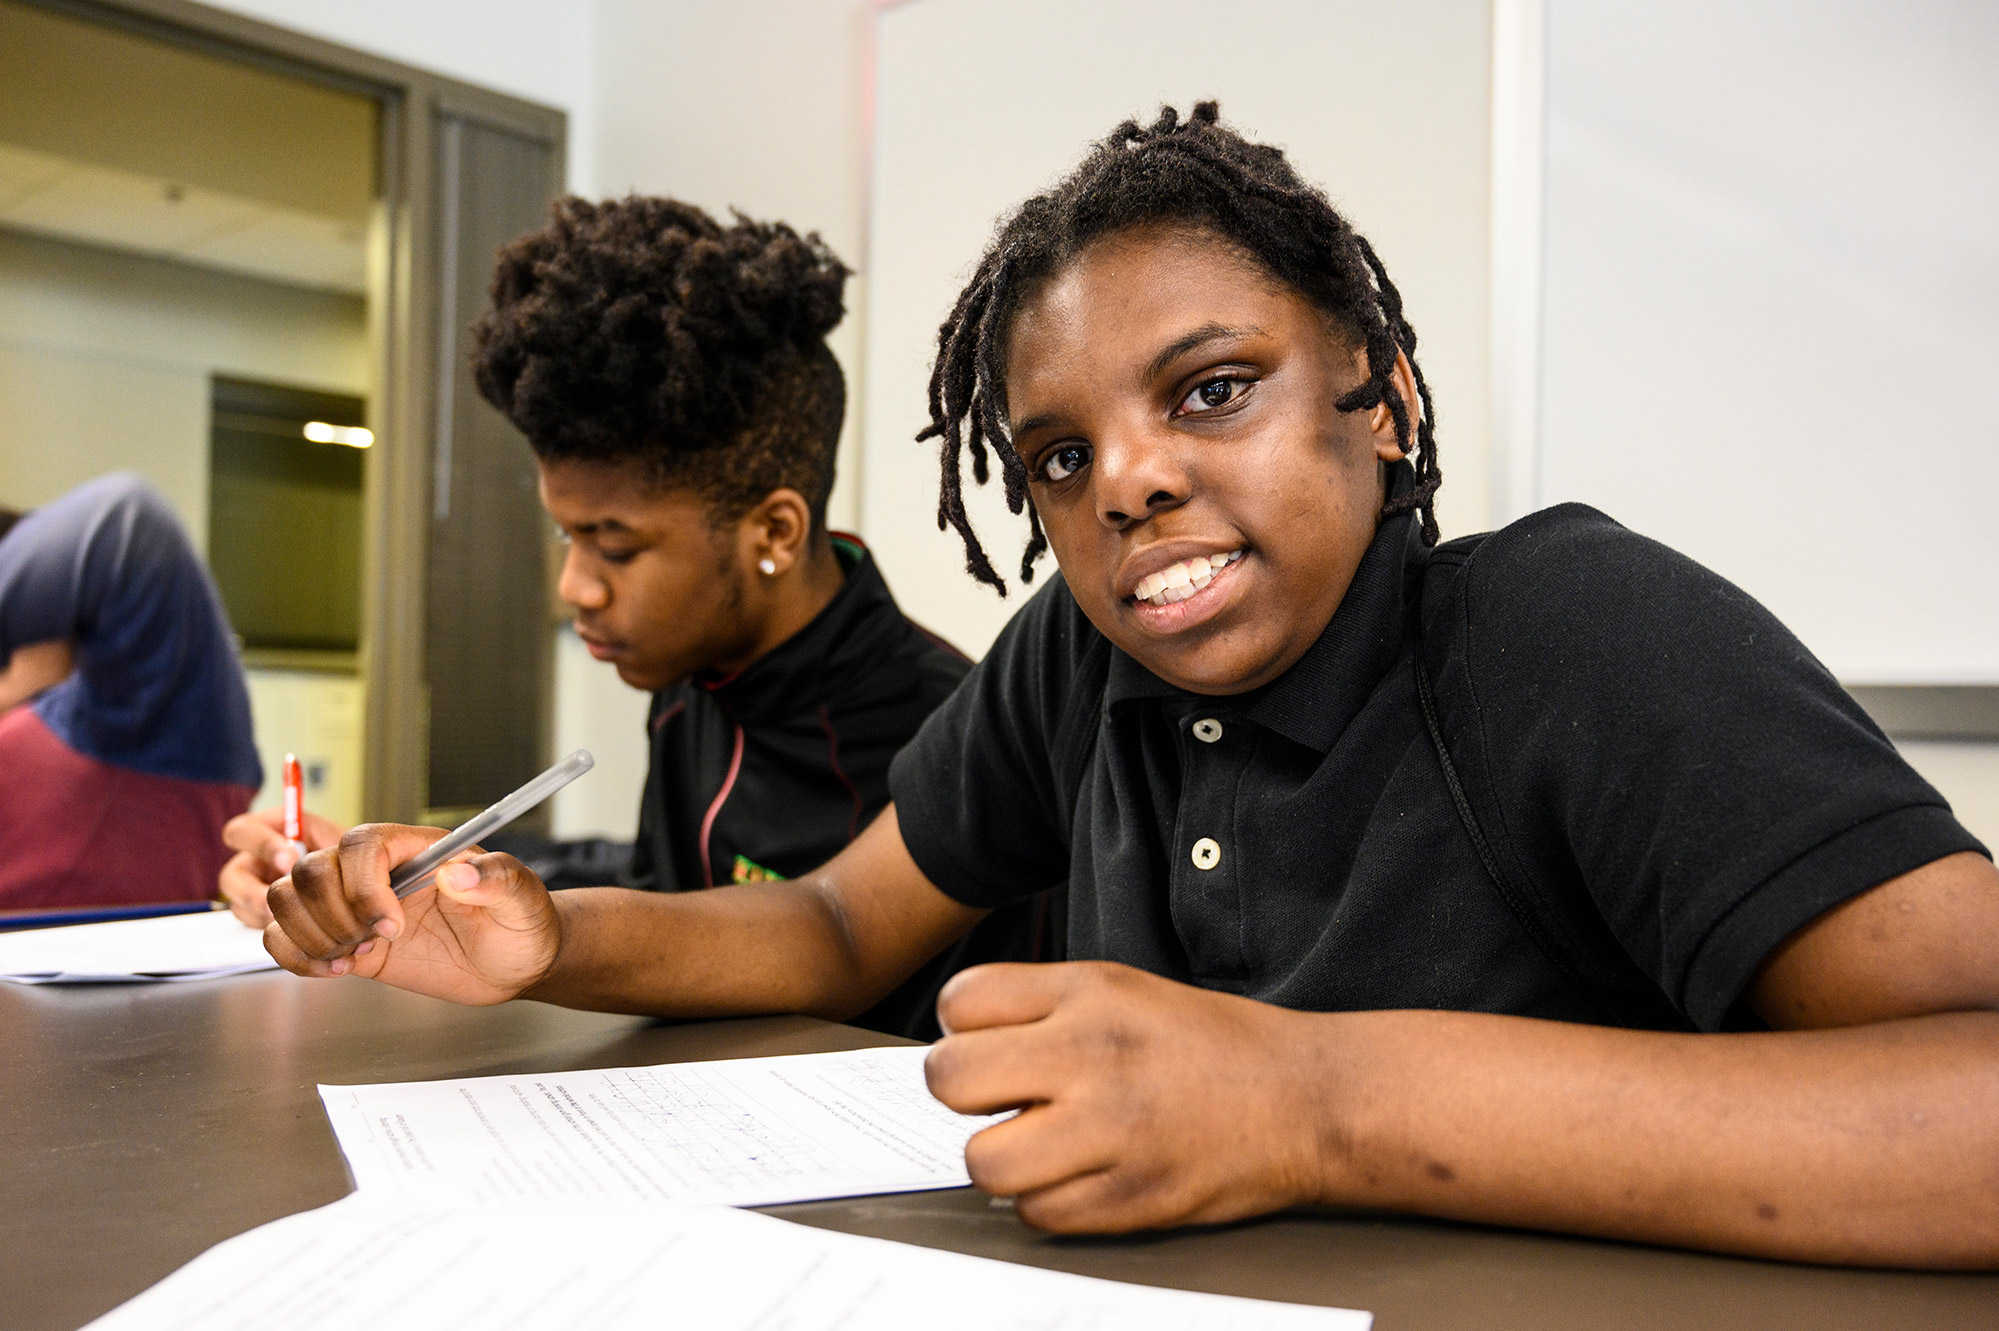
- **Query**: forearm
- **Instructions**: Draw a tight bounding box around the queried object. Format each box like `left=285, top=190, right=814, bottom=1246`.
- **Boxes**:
left=1315, top=1007, right=1999, bottom=1268
left=525, top=879, right=899, bottom=1020
left=0, top=639, right=73, bottom=711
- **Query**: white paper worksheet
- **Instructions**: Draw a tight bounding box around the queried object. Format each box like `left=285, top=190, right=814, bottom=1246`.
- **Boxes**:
left=82, top=1194, right=1371, bottom=1331
left=0, top=909, right=278, bottom=984
left=320, top=1045, right=1002, bottom=1208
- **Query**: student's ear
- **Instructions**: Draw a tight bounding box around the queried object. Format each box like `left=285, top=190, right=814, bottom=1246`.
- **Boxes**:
left=1361, top=349, right=1422, bottom=463
left=737, top=487, right=815, bottom=580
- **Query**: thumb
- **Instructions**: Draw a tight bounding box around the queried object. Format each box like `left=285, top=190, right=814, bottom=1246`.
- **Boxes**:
left=434, top=852, right=550, bottom=923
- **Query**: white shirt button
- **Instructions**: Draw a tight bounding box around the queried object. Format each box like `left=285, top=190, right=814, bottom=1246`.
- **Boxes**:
left=1190, top=837, right=1221, bottom=871
left=1192, top=718, right=1223, bottom=743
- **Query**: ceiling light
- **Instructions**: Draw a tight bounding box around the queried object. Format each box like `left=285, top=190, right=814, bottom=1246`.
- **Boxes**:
left=303, top=421, right=373, bottom=448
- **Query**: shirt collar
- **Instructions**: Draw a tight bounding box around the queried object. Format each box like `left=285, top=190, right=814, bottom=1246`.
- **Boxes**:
left=1104, top=464, right=1425, bottom=753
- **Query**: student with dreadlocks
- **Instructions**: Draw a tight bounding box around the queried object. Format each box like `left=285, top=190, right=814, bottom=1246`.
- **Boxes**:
left=264, top=109, right=1999, bottom=1267
left=224, top=196, right=1051, bottom=1040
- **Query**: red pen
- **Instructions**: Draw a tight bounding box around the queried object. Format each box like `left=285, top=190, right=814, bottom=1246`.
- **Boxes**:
left=282, top=753, right=307, bottom=861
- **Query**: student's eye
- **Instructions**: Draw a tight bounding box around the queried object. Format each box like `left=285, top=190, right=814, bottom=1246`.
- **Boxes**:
left=1176, top=375, right=1251, bottom=416
left=598, top=547, right=638, bottom=565
left=1038, top=443, right=1091, bottom=483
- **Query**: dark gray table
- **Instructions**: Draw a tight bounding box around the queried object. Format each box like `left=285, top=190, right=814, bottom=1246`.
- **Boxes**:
left=3, top=971, right=1993, bottom=1329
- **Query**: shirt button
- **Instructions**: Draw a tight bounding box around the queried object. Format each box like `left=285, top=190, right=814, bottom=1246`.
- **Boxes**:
left=1192, top=718, right=1223, bottom=743
left=1190, top=837, right=1222, bottom=871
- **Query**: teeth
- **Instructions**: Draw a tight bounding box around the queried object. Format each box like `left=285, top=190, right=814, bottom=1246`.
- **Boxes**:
left=1134, top=550, right=1241, bottom=607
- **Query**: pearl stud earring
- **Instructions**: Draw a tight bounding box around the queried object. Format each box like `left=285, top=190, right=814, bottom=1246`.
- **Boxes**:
left=758, top=558, right=777, bottom=575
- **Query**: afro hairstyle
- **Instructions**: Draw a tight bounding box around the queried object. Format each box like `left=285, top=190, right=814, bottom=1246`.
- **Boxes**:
left=471, top=195, right=852, bottom=524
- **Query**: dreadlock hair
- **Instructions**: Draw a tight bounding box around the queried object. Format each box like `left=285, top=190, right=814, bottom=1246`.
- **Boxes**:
left=472, top=196, right=851, bottom=527
left=919, top=102, right=1442, bottom=594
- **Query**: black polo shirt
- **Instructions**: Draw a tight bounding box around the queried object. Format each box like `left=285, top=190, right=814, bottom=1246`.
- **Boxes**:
left=889, top=498, right=1986, bottom=1032
left=623, top=538, right=1059, bottom=1039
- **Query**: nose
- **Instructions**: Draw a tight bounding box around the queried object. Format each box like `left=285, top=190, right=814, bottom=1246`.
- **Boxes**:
left=1093, top=427, right=1189, bottom=531
left=557, top=544, right=609, bottom=611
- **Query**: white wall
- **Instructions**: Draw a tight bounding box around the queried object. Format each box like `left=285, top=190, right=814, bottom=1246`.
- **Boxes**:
left=593, top=0, right=873, bottom=535
left=1536, top=0, right=1999, bottom=686
left=864, top=0, right=1494, bottom=657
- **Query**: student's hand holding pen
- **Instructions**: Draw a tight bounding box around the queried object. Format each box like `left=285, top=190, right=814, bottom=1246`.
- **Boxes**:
left=262, top=824, right=563, bottom=1007
left=218, top=806, right=347, bottom=928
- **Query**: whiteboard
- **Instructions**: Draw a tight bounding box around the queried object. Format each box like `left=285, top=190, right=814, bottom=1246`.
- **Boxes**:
left=863, top=0, right=1493, bottom=657
left=1536, top=0, right=1999, bottom=685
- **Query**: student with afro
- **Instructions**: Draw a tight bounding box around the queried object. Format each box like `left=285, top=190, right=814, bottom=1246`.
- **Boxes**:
left=265, top=110, right=1999, bottom=1266
left=225, top=197, right=1054, bottom=1039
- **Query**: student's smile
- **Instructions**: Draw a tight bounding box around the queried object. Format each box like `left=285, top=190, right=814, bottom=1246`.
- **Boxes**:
left=1004, top=224, right=1413, bottom=695
left=1118, top=538, right=1246, bottom=633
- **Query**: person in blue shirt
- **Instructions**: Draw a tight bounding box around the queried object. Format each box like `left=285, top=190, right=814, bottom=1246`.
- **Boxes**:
left=0, top=472, right=261, bottom=907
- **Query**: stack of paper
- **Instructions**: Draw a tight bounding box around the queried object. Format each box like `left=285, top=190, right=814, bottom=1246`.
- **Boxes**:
left=84, top=1195, right=1370, bottom=1330
left=0, top=909, right=277, bottom=984
left=87, top=1039, right=1374, bottom=1327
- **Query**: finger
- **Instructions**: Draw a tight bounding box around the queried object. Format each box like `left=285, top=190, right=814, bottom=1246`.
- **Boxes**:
left=290, top=842, right=373, bottom=950
left=1013, top=1165, right=1169, bottom=1236
left=239, top=891, right=275, bottom=930
left=265, top=886, right=348, bottom=970
left=221, top=809, right=297, bottom=876
left=924, top=1024, right=1070, bottom=1115
left=218, top=851, right=265, bottom=904
left=962, top=1103, right=1118, bottom=1200
left=217, top=859, right=274, bottom=929
left=331, top=823, right=450, bottom=942
left=434, top=852, right=548, bottom=926
left=935, top=962, right=1080, bottom=1035
left=263, top=919, right=342, bottom=979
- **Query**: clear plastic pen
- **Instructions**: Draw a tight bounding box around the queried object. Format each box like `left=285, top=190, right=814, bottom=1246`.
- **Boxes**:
left=388, top=749, right=596, bottom=899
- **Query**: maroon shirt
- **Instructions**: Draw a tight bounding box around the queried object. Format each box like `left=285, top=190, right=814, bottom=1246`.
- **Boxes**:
left=0, top=706, right=252, bottom=907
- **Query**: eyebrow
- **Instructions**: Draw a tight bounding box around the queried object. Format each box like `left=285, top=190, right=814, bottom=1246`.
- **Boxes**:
left=1144, top=322, right=1262, bottom=381
left=1011, top=322, right=1268, bottom=440
left=566, top=518, right=635, bottom=536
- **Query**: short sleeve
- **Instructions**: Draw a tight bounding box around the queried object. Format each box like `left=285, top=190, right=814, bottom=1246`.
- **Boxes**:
left=888, top=574, right=1097, bottom=908
left=1450, top=506, right=1986, bottom=1031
